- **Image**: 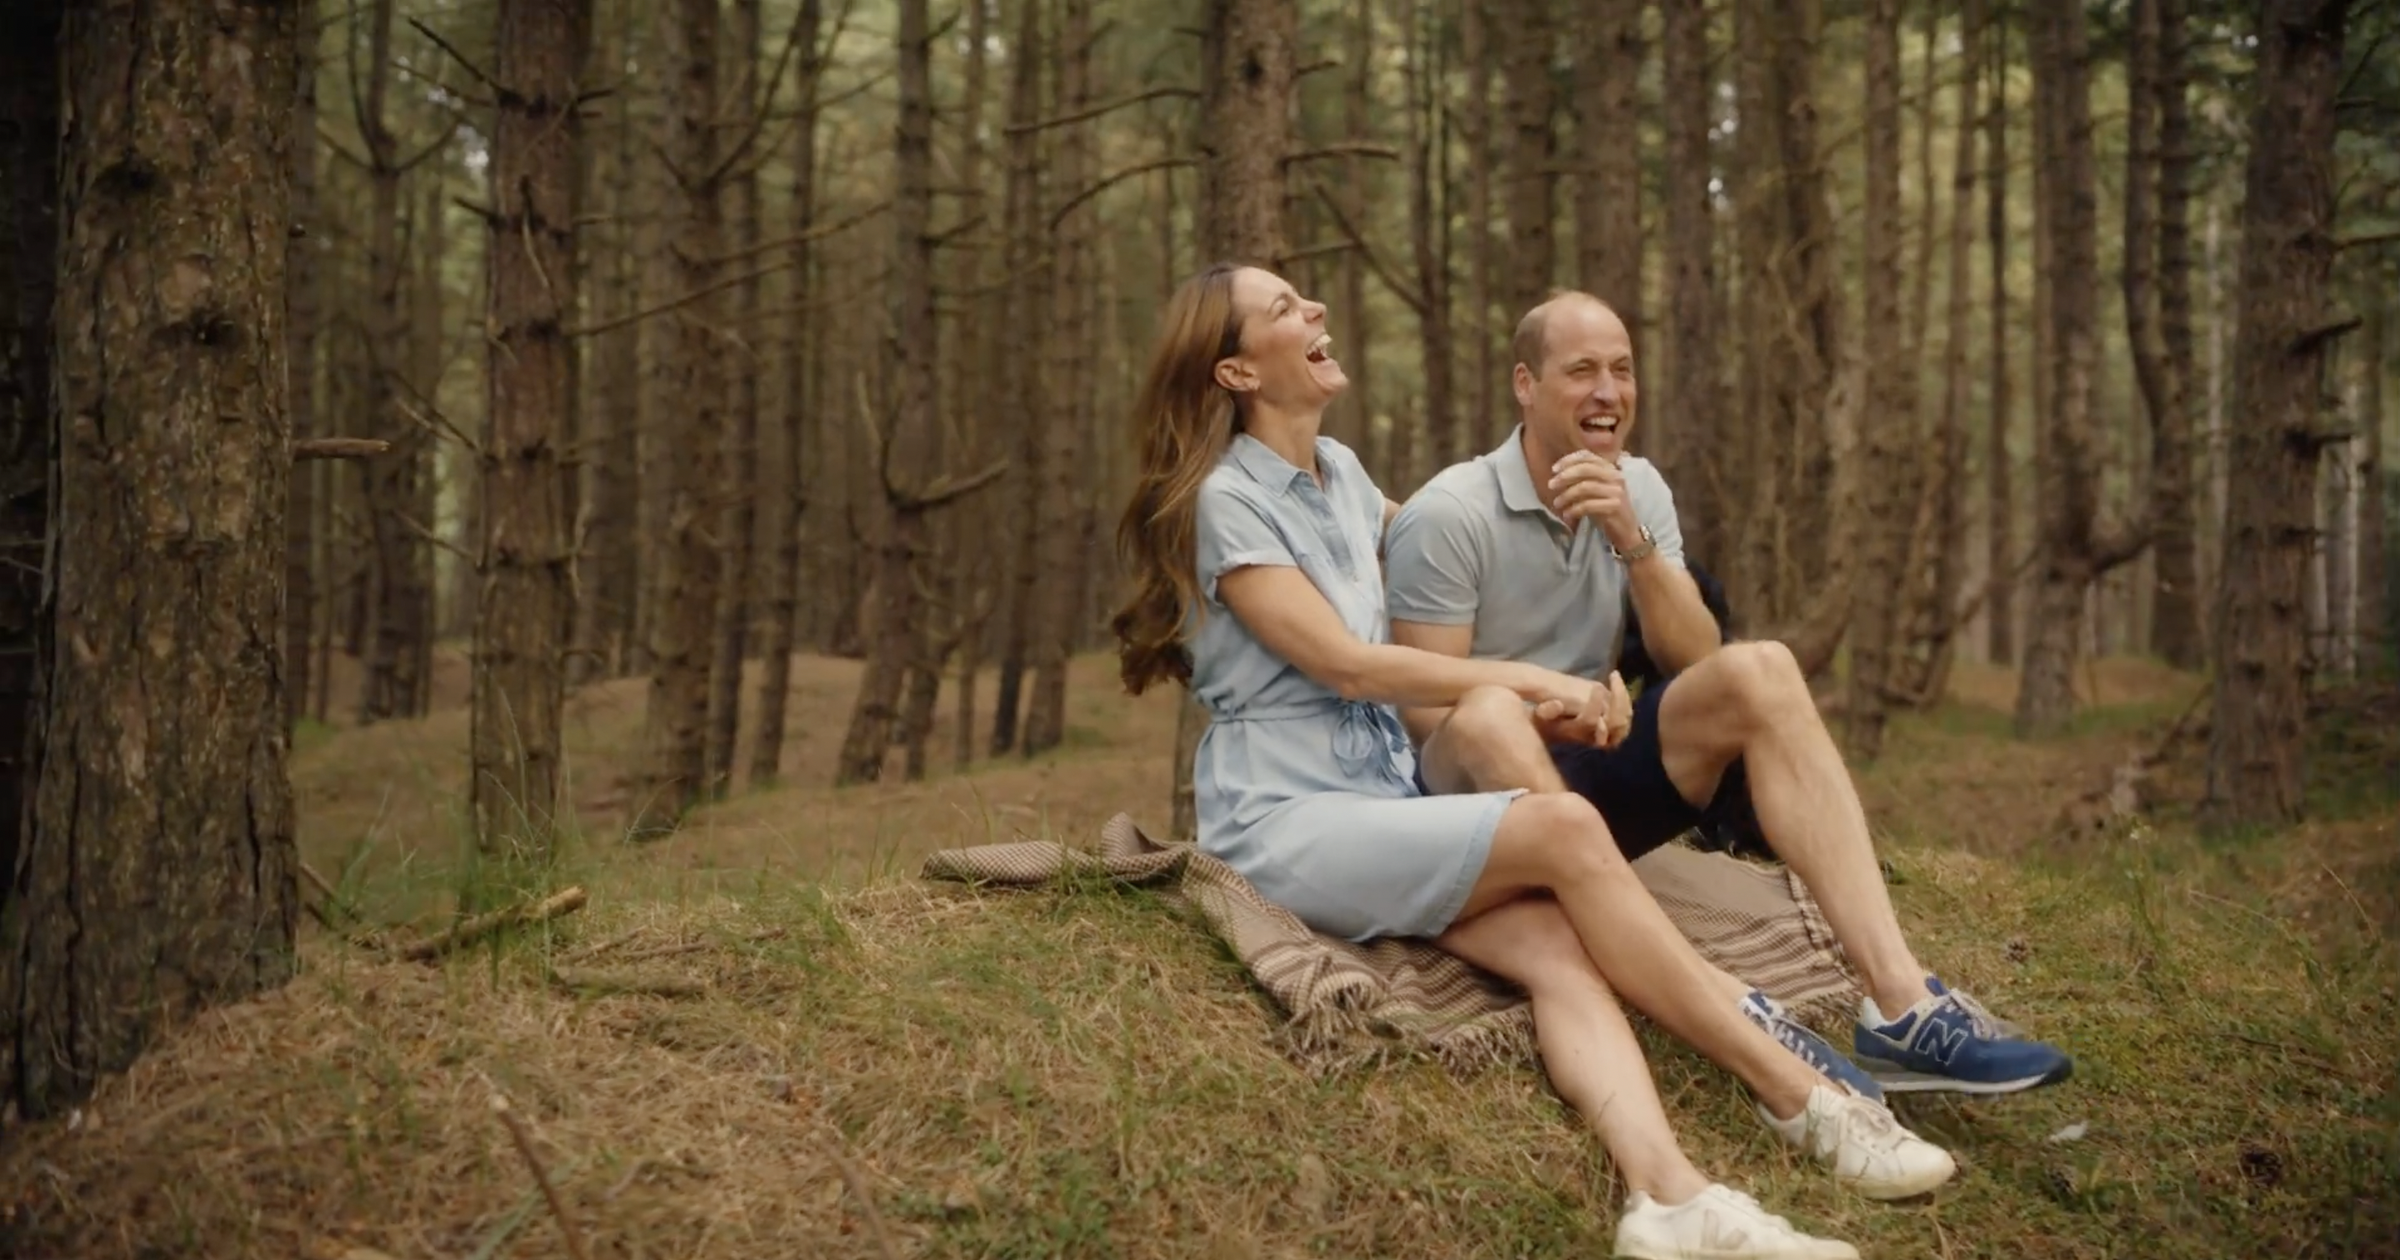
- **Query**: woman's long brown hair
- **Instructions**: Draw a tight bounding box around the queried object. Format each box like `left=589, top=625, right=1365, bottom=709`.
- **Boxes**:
left=1110, top=262, right=1249, bottom=695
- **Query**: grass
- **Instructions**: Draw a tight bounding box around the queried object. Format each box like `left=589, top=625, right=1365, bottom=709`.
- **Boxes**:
left=0, top=650, right=2393, bottom=1259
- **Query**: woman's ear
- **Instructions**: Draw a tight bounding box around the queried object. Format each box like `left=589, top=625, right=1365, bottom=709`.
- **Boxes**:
left=1212, top=355, right=1255, bottom=395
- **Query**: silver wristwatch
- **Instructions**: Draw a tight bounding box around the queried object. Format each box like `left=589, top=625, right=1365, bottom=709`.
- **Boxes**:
left=1611, top=525, right=1657, bottom=563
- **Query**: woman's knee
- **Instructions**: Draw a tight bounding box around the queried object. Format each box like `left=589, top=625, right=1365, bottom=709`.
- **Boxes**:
left=1494, top=792, right=1630, bottom=888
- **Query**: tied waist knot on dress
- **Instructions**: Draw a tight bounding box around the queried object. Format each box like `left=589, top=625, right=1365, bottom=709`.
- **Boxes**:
left=1208, top=695, right=1418, bottom=791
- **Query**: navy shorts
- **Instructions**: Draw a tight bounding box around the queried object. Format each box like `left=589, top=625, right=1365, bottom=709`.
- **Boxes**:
left=1552, top=677, right=1752, bottom=860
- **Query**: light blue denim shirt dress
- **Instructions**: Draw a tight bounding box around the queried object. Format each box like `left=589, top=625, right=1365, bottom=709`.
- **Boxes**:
left=1187, top=433, right=1524, bottom=942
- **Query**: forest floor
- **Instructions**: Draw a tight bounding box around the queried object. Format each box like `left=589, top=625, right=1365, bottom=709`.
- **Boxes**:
left=1, top=650, right=2393, bottom=1259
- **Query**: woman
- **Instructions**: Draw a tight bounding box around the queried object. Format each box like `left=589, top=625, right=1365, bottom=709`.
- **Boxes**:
left=1111, top=264, right=1951, bottom=1260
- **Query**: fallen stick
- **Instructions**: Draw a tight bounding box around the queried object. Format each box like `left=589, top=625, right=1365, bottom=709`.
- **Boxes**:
left=547, top=966, right=707, bottom=998
left=492, top=1093, right=593, bottom=1260
left=821, top=1132, right=901, bottom=1260
left=399, top=887, right=588, bottom=963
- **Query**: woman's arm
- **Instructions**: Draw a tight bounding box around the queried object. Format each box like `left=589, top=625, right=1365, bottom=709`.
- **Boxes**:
left=1216, top=564, right=1607, bottom=730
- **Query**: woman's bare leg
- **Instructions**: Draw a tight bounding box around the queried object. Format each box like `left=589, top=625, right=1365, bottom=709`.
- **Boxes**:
left=1437, top=896, right=1712, bottom=1205
left=1458, top=789, right=1824, bottom=1121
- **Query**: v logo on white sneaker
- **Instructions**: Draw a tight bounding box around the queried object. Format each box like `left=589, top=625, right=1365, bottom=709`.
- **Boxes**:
left=1700, top=1209, right=1753, bottom=1251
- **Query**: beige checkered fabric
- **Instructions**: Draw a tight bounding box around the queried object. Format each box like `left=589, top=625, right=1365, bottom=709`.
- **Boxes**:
left=921, top=811, right=1859, bottom=1074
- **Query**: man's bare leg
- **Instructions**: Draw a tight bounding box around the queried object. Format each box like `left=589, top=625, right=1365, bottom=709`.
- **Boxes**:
left=1650, top=641, right=1934, bottom=1017
left=1436, top=897, right=1711, bottom=1205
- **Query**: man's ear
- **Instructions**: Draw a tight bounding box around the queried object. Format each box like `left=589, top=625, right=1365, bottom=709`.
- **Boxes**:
left=1511, top=363, right=1536, bottom=409
left=1213, top=356, right=1255, bottom=394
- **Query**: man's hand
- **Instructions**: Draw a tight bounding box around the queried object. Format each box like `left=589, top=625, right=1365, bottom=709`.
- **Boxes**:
left=1547, top=451, right=1643, bottom=552
left=1531, top=670, right=1634, bottom=749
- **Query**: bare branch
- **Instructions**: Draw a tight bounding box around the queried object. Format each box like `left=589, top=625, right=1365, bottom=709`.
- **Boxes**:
left=408, top=16, right=504, bottom=100
left=1005, top=84, right=1199, bottom=135
left=897, top=460, right=1009, bottom=512
left=566, top=257, right=800, bottom=338
left=1284, top=142, right=1400, bottom=165
left=1050, top=157, right=1196, bottom=231
left=294, top=437, right=391, bottom=461
left=1308, top=179, right=1426, bottom=315
left=491, top=1093, right=596, bottom=1260
left=2335, top=227, right=2400, bottom=251
left=706, top=199, right=890, bottom=269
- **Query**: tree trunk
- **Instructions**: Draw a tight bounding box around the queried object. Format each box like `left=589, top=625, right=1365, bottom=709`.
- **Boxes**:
left=1497, top=0, right=1555, bottom=314
left=2205, top=0, right=2350, bottom=830
left=4, top=0, right=300, bottom=1118
left=581, top=0, right=643, bottom=683
left=989, top=0, right=1046, bottom=758
left=1176, top=0, right=1296, bottom=842
left=285, top=3, right=320, bottom=730
left=1845, top=0, right=1912, bottom=760
left=411, top=175, right=446, bottom=715
left=1328, top=0, right=1375, bottom=459
left=0, top=0, right=61, bottom=914
left=1023, top=0, right=1097, bottom=760
left=1984, top=12, right=2016, bottom=666
left=703, top=0, right=765, bottom=798
left=833, top=0, right=941, bottom=786
left=2359, top=301, right=2386, bottom=668
left=1404, top=0, right=1452, bottom=496
left=1660, top=0, right=1723, bottom=570
left=1769, top=0, right=1841, bottom=627
left=628, top=0, right=727, bottom=833
left=748, top=0, right=824, bottom=790
left=472, top=0, right=592, bottom=862
left=1576, top=0, right=1643, bottom=341
left=357, top=0, right=424, bottom=724
left=2150, top=0, right=2203, bottom=669
left=1729, top=0, right=1780, bottom=621
left=2123, top=0, right=2196, bottom=684
left=2016, top=0, right=2132, bottom=738
left=947, top=0, right=996, bottom=775
left=1461, top=0, right=1497, bottom=453
left=1892, top=0, right=1983, bottom=706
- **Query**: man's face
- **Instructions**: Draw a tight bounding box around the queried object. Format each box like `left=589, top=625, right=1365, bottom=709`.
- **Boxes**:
left=1514, top=300, right=1638, bottom=465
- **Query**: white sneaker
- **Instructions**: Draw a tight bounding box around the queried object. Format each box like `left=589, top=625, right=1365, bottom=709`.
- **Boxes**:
left=1761, top=1083, right=1957, bottom=1200
left=1612, top=1183, right=1861, bottom=1259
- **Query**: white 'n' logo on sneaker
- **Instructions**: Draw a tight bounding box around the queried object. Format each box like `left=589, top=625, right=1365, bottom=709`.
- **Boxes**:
left=1700, top=1211, right=1752, bottom=1251
left=1913, top=1021, right=1968, bottom=1065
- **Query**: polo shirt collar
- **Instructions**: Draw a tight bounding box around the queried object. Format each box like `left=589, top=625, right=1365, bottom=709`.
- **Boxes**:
left=1228, top=431, right=1325, bottom=497
left=1490, top=425, right=1549, bottom=515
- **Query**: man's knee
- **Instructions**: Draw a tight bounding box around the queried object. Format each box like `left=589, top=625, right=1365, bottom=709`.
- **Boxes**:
left=1703, top=640, right=1810, bottom=721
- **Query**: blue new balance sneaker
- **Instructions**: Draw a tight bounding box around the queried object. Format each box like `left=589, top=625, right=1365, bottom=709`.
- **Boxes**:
left=1852, top=975, right=2074, bottom=1095
left=1740, top=989, right=1886, bottom=1105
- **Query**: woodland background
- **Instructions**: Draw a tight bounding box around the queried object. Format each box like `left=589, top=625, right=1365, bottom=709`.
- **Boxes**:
left=0, top=0, right=2393, bottom=1257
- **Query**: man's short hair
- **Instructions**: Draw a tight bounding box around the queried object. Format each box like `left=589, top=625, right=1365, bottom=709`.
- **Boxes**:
left=1512, top=289, right=1618, bottom=380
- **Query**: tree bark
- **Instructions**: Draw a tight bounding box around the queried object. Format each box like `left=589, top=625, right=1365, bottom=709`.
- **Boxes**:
left=285, top=2, right=321, bottom=731
left=704, top=0, right=766, bottom=798
left=1461, top=0, right=1497, bottom=453
left=4, top=0, right=300, bottom=1118
left=2123, top=0, right=2194, bottom=685
left=2359, top=300, right=2386, bottom=667
left=1404, top=0, right=1452, bottom=496
left=1024, top=0, right=1098, bottom=759
left=2015, top=0, right=2126, bottom=738
left=2150, top=0, right=2203, bottom=669
left=989, top=0, right=1047, bottom=758
left=833, top=0, right=941, bottom=786
left=357, top=0, right=425, bottom=725
left=2205, top=0, right=2351, bottom=830
left=1845, top=0, right=1912, bottom=759
left=628, top=0, right=727, bottom=832
left=748, top=0, right=825, bottom=790
left=1984, top=11, right=2016, bottom=665
left=1177, top=0, right=1296, bottom=841
left=1576, top=0, right=1643, bottom=340
left=1891, top=0, right=1983, bottom=707
left=1498, top=0, right=1555, bottom=313
left=472, top=0, right=592, bottom=861
left=1660, top=0, right=1722, bottom=570
left=0, top=0, right=61, bottom=914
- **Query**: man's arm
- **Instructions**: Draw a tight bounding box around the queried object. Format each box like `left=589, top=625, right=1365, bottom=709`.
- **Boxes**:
left=1622, top=550, right=1719, bottom=676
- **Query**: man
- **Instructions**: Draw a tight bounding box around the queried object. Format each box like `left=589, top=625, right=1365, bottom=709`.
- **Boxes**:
left=1381, top=289, right=2072, bottom=1096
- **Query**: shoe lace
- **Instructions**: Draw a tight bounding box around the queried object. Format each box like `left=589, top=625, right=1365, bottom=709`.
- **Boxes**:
left=1940, top=988, right=2010, bottom=1041
left=1709, top=1186, right=1797, bottom=1233
left=1835, top=1093, right=1910, bottom=1149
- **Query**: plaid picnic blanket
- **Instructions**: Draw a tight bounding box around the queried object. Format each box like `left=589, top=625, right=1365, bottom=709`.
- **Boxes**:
left=921, top=811, right=1859, bottom=1074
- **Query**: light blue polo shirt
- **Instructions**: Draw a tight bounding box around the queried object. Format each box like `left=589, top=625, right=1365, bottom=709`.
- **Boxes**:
left=1382, top=425, right=1686, bottom=680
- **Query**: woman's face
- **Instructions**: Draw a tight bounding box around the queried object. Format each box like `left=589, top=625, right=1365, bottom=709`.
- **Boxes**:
left=1214, top=267, right=1346, bottom=409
